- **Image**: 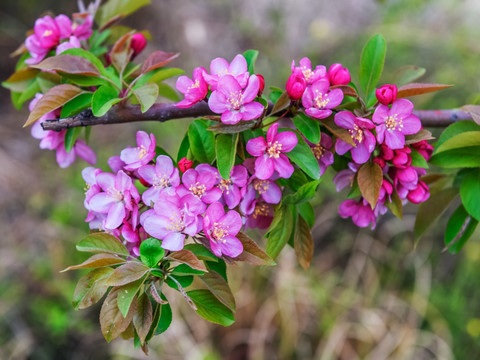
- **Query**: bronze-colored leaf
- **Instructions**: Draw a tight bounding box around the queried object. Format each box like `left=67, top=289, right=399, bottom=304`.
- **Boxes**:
left=166, top=249, right=207, bottom=272
left=110, top=32, right=134, bottom=73
left=357, top=161, right=383, bottom=209
left=208, top=120, right=256, bottom=134
left=133, top=293, right=153, bottom=345
left=150, top=284, right=168, bottom=305
left=233, top=232, right=276, bottom=266
left=24, top=84, right=83, bottom=127
left=461, top=105, right=480, bottom=125
left=397, top=83, right=452, bottom=98
left=120, top=323, right=135, bottom=340
left=294, top=216, right=314, bottom=270
left=386, top=189, right=403, bottom=219
left=61, top=253, right=126, bottom=272
left=200, top=271, right=236, bottom=312
left=404, top=129, right=434, bottom=144
left=141, top=50, right=180, bottom=74
left=10, top=42, right=27, bottom=57
left=73, top=267, right=114, bottom=310
left=318, top=116, right=355, bottom=147
left=330, top=85, right=358, bottom=98
left=106, top=261, right=150, bottom=287
left=100, top=288, right=136, bottom=342
left=5, top=68, right=39, bottom=83
left=32, top=55, right=101, bottom=76
left=269, top=91, right=290, bottom=116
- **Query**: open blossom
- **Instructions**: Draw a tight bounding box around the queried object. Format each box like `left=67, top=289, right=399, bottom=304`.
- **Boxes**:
left=291, top=57, right=327, bottom=85
left=120, top=131, right=156, bottom=171
left=217, top=165, right=248, bottom=209
left=334, top=111, right=376, bottom=164
left=176, top=167, right=222, bottom=212
left=176, top=67, right=208, bottom=108
left=204, top=54, right=250, bottom=90
left=302, top=79, right=344, bottom=119
left=309, top=133, right=334, bottom=176
left=208, top=74, right=264, bottom=124
left=246, top=123, right=298, bottom=180
left=138, top=155, right=180, bottom=206
left=251, top=179, right=281, bottom=204
left=373, top=99, right=421, bottom=150
left=141, top=192, right=203, bottom=251
left=203, top=202, right=243, bottom=257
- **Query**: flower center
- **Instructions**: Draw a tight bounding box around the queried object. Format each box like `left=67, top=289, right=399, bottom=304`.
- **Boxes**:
left=189, top=182, right=206, bottom=198
left=348, top=124, right=364, bottom=144
left=218, top=179, right=232, bottom=194
left=107, top=187, right=123, bottom=202
left=302, top=68, right=314, bottom=82
left=313, top=90, right=329, bottom=109
left=212, top=221, right=230, bottom=243
left=190, top=80, right=200, bottom=89
left=228, top=91, right=243, bottom=110
left=253, top=203, right=270, bottom=218
left=43, top=29, right=53, bottom=37
left=153, top=175, right=170, bottom=189
left=267, top=141, right=282, bottom=158
left=166, top=212, right=184, bottom=232
left=312, top=144, right=326, bottom=159
left=137, top=145, right=148, bottom=159
left=254, top=180, right=269, bottom=194
left=386, top=114, right=402, bottom=131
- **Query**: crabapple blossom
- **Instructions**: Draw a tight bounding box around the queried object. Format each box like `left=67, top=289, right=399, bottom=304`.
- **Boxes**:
left=120, top=131, right=156, bottom=171
left=176, top=167, right=222, bottom=212
left=204, top=54, right=250, bottom=90
left=217, top=165, right=248, bottom=209
left=176, top=67, right=208, bottom=108
left=338, top=198, right=377, bottom=229
left=376, top=84, right=398, bottom=105
left=302, top=79, right=344, bottom=119
left=309, top=133, right=334, bottom=177
left=328, top=63, right=351, bottom=85
left=286, top=69, right=307, bottom=100
left=291, top=57, right=327, bottom=85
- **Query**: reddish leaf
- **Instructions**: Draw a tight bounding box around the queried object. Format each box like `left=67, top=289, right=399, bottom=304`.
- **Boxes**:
left=141, top=50, right=179, bottom=74
left=110, top=32, right=134, bottom=73
left=461, top=105, right=480, bottom=126
left=200, top=271, right=236, bottom=312
left=106, top=261, right=150, bottom=287
left=133, top=293, right=153, bottom=345
left=166, top=249, right=207, bottom=272
left=72, top=267, right=114, bottom=310
left=330, top=85, right=358, bottom=98
left=405, top=129, right=434, bottom=144
left=5, top=67, right=39, bottom=83
left=32, top=55, right=101, bottom=76
left=270, top=91, right=290, bottom=115
left=150, top=284, right=168, bottom=305
left=357, top=161, right=383, bottom=209
left=61, top=253, right=126, bottom=272
left=24, top=84, right=83, bottom=127
left=233, top=232, right=276, bottom=266
left=397, top=83, right=452, bottom=98
left=294, top=216, right=314, bottom=270
left=100, top=288, right=136, bottom=342
left=318, top=117, right=355, bottom=147
left=386, top=189, right=403, bottom=219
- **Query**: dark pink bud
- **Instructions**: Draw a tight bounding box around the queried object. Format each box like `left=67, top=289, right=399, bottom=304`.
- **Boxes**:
left=256, top=74, right=265, bottom=96
left=376, top=84, right=397, bottom=105
left=407, top=180, right=429, bottom=204
left=392, top=147, right=412, bottom=168
left=380, top=144, right=394, bottom=161
left=373, top=156, right=386, bottom=169
left=328, top=63, right=351, bottom=86
left=410, top=139, right=434, bottom=161
left=178, top=157, right=193, bottom=173
left=286, top=70, right=307, bottom=100
left=131, top=33, right=147, bottom=57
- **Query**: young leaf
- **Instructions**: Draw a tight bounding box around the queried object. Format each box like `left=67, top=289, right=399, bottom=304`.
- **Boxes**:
left=357, top=162, right=383, bottom=209
left=166, top=249, right=207, bottom=272
left=460, top=168, right=480, bottom=221
left=60, top=92, right=93, bottom=118
left=2, top=67, right=39, bottom=92
left=92, top=85, right=121, bottom=117
left=133, top=83, right=159, bottom=113
left=233, top=232, right=276, bottom=266
left=298, top=201, right=315, bottom=228
left=294, top=216, right=314, bottom=270
left=106, top=261, right=150, bottom=287
left=100, top=288, right=136, bottom=342
left=200, top=271, right=236, bottom=312
left=404, top=129, right=434, bottom=145
left=24, top=84, right=83, bottom=127
left=359, top=34, right=386, bottom=98
left=32, top=55, right=101, bottom=76
left=283, top=180, right=320, bottom=205
left=396, top=83, right=452, bottom=98
left=117, top=275, right=146, bottom=318
left=72, top=267, right=114, bottom=310
left=97, top=0, right=151, bottom=27
left=216, top=133, right=238, bottom=180
left=61, top=48, right=108, bottom=76
left=243, top=49, right=259, bottom=74
left=139, top=238, right=165, bottom=268
left=141, top=50, right=180, bottom=74
left=292, top=113, right=320, bottom=144
left=76, top=232, right=130, bottom=256
left=187, top=289, right=235, bottom=326
left=183, top=244, right=218, bottom=262
left=208, top=121, right=256, bottom=134
left=110, top=32, right=134, bottom=73
left=270, top=91, right=290, bottom=115
left=394, top=65, right=426, bottom=86
left=266, top=205, right=295, bottom=259
left=282, top=130, right=320, bottom=180
left=133, top=293, right=153, bottom=345
left=64, top=127, right=83, bottom=153
left=61, top=253, right=125, bottom=272
left=188, top=120, right=216, bottom=164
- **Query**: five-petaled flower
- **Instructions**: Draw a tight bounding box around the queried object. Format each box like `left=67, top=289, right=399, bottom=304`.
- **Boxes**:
left=176, top=67, right=209, bottom=108
left=120, top=131, right=156, bottom=171
left=302, top=79, right=344, bottom=119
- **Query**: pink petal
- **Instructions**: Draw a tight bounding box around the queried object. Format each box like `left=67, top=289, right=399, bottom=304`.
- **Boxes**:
left=56, top=145, right=76, bottom=168
left=221, top=210, right=242, bottom=235
left=138, top=164, right=156, bottom=184
left=372, top=105, right=389, bottom=124
left=202, top=188, right=223, bottom=203
left=155, top=155, right=174, bottom=176
left=305, top=108, right=332, bottom=119
left=217, top=236, right=243, bottom=258
left=246, top=137, right=267, bottom=157
left=334, top=111, right=355, bottom=130
left=325, top=88, right=344, bottom=108
left=242, top=75, right=260, bottom=103
left=276, top=131, right=298, bottom=153
left=255, top=155, right=274, bottom=180
left=401, top=114, right=422, bottom=135
left=205, top=202, right=225, bottom=223
left=260, top=181, right=281, bottom=204
left=210, top=57, right=230, bottom=75
left=221, top=110, right=243, bottom=124
left=273, top=154, right=294, bottom=179
left=176, top=76, right=194, bottom=93
left=74, top=140, right=96, bottom=165
left=143, top=215, right=171, bottom=239
left=335, top=138, right=352, bottom=155
left=241, top=102, right=264, bottom=121
left=229, top=54, right=248, bottom=75
left=267, top=123, right=279, bottom=143
left=162, top=232, right=185, bottom=251
left=104, top=202, right=126, bottom=230
left=390, top=98, right=414, bottom=117
left=182, top=169, right=198, bottom=187
left=385, top=130, right=405, bottom=150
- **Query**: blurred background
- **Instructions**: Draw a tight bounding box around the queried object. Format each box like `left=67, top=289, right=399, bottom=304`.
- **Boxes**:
left=1, top=0, right=480, bottom=359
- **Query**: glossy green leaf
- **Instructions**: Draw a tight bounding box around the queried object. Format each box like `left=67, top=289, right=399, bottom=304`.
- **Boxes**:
left=60, top=92, right=93, bottom=118
left=359, top=34, right=386, bottom=98
left=448, top=214, right=478, bottom=254
left=139, top=238, right=165, bottom=268
left=434, top=121, right=480, bottom=149
left=206, top=259, right=227, bottom=282
left=92, top=85, right=121, bottom=117
left=410, top=149, right=429, bottom=168
left=292, top=113, right=320, bottom=143
left=97, top=0, right=151, bottom=26
left=133, top=83, right=158, bottom=113
left=76, top=232, right=130, bottom=256
left=216, top=133, right=238, bottom=180
left=183, top=244, right=218, bottom=262
left=283, top=130, right=320, bottom=180
left=165, top=274, right=193, bottom=290
left=187, top=289, right=235, bottom=326
left=266, top=205, right=295, bottom=259
left=188, top=120, right=216, bottom=164
left=445, top=205, right=470, bottom=247
left=298, top=201, right=315, bottom=228
left=430, top=147, right=480, bottom=168
left=171, top=264, right=205, bottom=276
left=148, top=67, right=185, bottom=84
left=243, top=49, right=259, bottom=74
left=64, top=127, right=83, bottom=153
left=72, top=267, right=114, bottom=310
left=154, top=295, right=172, bottom=335
left=117, top=275, right=147, bottom=318
left=283, top=180, right=320, bottom=205
left=434, top=131, right=480, bottom=155
left=460, top=168, right=480, bottom=220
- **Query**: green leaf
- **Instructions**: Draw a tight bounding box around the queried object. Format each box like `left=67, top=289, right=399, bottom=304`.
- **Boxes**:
left=359, top=34, right=386, bottom=98
left=76, top=232, right=130, bottom=256
left=72, top=267, right=114, bottom=310
left=177, top=132, right=190, bottom=162
left=460, top=168, right=480, bottom=220
left=233, top=232, right=275, bottom=266
left=92, top=85, right=121, bottom=117
left=117, top=275, right=147, bottom=317
left=171, top=264, right=205, bottom=276
left=64, top=127, right=82, bottom=153
left=148, top=67, right=185, bottom=84
left=243, top=49, right=259, bottom=74
left=430, top=147, right=480, bottom=168
left=183, top=244, right=218, bottom=262
left=154, top=295, right=172, bottom=335
left=294, top=216, right=314, bottom=270
left=216, top=133, right=238, bottom=180
left=282, top=130, right=320, bottom=180
left=357, top=161, right=383, bottom=209
left=281, top=168, right=309, bottom=192
left=434, top=131, right=480, bottom=155
left=445, top=205, right=470, bottom=246
left=133, top=293, right=153, bottom=345
left=448, top=215, right=478, bottom=254
left=139, top=238, right=165, bottom=268
left=60, top=92, right=93, bottom=118
left=206, top=259, right=227, bottom=282
left=133, top=83, right=159, bottom=113
left=2, top=68, right=39, bottom=92
left=106, top=261, right=150, bottom=287
left=386, top=189, right=403, bottom=219
left=188, top=120, right=216, bottom=164
left=394, top=65, right=426, bottom=86
left=187, top=289, right=235, bottom=326
left=266, top=205, right=295, bottom=259
left=97, top=0, right=151, bottom=26
left=434, top=121, right=480, bottom=149
left=410, top=149, right=429, bottom=168
left=292, top=113, right=320, bottom=143
left=283, top=180, right=320, bottom=205
left=165, top=274, right=193, bottom=289
left=100, top=288, right=136, bottom=342
left=298, top=201, right=315, bottom=228
left=157, top=83, right=180, bottom=102
left=200, top=271, right=236, bottom=312
left=61, top=253, right=125, bottom=272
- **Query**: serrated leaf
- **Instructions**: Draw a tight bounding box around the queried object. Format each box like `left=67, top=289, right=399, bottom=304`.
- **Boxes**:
left=294, top=216, right=314, bottom=270
left=243, top=49, right=259, bottom=74
left=166, top=249, right=207, bottom=272
left=24, top=84, right=83, bottom=127
left=133, top=293, right=153, bottom=345
left=32, top=55, right=101, bottom=76
left=92, top=85, right=121, bottom=117
left=100, top=288, right=136, bottom=342
left=460, top=168, right=480, bottom=221
left=266, top=205, right=294, bottom=259
left=183, top=244, right=218, bottom=262
left=200, top=271, right=236, bottom=312
left=187, top=289, right=235, bottom=326
left=216, top=133, right=238, bottom=180
left=394, top=65, right=426, bottom=86
left=357, top=162, right=383, bottom=209
left=61, top=253, right=125, bottom=272
left=283, top=180, right=320, bottom=205
left=397, top=83, right=452, bottom=98
left=188, top=120, right=216, bottom=164
left=106, top=262, right=150, bottom=286
left=72, top=267, right=114, bottom=310
left=76, top=232, right=130, bottom=256
left=359, top=34, right=386, bottom=97
left=139, top=238, right=165, bottom=268
left=141, top=50, right=180, bottom=74
left=281, top=129, right=320, bottom=180
left=293, top=113, right=320, bottom=143
left=133, top=83, right=159, bottom=113
left=233, top=232, right=275, bottom=266
left=117, top=276, right=146, bottom=318
left=97, top=0, right=151, bottom=27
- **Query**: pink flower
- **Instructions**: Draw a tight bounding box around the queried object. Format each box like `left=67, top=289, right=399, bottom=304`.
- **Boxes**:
left=286, top=69, right=307, bottom=100
left=33, top=15, right=61, bottom=49
left=203, top=202, right=243, bottom=258
left=245, top=201, right=274, bottom=229
left=328, top=63, right=351, bottom=86
left=217, top=165, right=248, bottom=209
left=339, top=199, right=377, bottom=229
left=72, top=14, right=93, bottom=40
left=376, top=84, right=397, bottom=105
left=56, top=36, right=81, bottom=55
left=208, top=74, right=264, bottom=124
left=178, top=157, right=194, bottom=173
left=25, top=34, right=49, bottom=65
left=120, top=131, right=156, bottom=171
left=291, top=57, right=327, bottom=85
left=246, top=123, right=298, bottom=180
left=302, top=79, right=344, bottom=120
left=176, top=167, right=222, bottom=212
left=131, top=33, right=147, bottom=57
left=411, top=139, right=434, bottom=161
left=407, top=180, right=430, bottom=204
left=176, top=67, right=208, bottom=108
left=54, top=15, right=73, bottom=40
left=333, top=162, right=359, bottom=192
left=309, top=133, right=334, bottom=176
left=204, top=54, right=249, bottom=90
left=251, top=179, right=281, bottom=204
left=373, top=99, right=421, bottom=150
left=334, top=111, right=376, bottom=164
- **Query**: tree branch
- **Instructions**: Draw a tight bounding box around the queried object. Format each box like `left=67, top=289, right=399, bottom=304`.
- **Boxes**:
left=41, top=102, right=473, bottom=131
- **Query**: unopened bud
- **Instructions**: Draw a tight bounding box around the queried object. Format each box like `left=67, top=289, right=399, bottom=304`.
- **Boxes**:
left=328, top=63, right=351, bottom=86
left=256, top=74, right=265, bottom=96
left=376, top=84, right=397, bottom=105
left=286, top=70, right=307, bottom=100
left=131, top=33, right=147, bottom=57
left=178, top=157, right=193, bottom=173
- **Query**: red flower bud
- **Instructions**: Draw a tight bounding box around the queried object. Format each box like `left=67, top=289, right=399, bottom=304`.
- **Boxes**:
left=286, top=70, right=307, bottom=100
left=256, top=74, right=265, bottom=96
left=373, top=156, right=386, bottom=169
left=380, top=144, right=394, bottom=161
left=131, top=33, right=147, bottom=57
left=139, top=177, right=151, bottom=187
left=328, top=63, right=351, bottom=86
left=376, top=84, right=397, bottom=105
left=407, top=180, right=430, bottom=204
left=178, top=157, right=193, bottom=173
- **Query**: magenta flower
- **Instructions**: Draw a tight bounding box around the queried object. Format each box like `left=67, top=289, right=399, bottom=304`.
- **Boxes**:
left=138, top=155, right=180, bottom=206
left=176, top=167, right=222, bottom=212
left=328, top=63, right=351, bottom=86
left=56, top=36, right=81, bottom=55
left=291, top=57, right=327, bottom=85
left=373, top=99, right=421, bottom=150
left=334, top=111, right=376, bottom=164
left=217, top=165, right=248, bottom=209
left=72, top=14, right=93, bottom=40
left=120, top=131, right=156, bottom=171
left=302, top=79, right=344, bottom=119
left=141, top=192, right=203, bottom=251
left=246, top=201, right=274, bottom=229
left=176, top=67, right=208, bottom=108
left=89, top=170, right=140, bottom=230
left=246, top=123, right=298, bottom=180
left=203, top=202, right=243, bottom=258
left=33, top=15, right=61, bottom=49
left=339, top=198, right=377, bottom=229
left=208, top=74, right=264, bottom=124
left=333, top=162, right=359, bottom=192
left=286, top=69, right=307, bottom=100
left=252, top=179, right=281, bottom=204
left=25, top=34, right=49, bottom=65
left=407, top=180, right=430, bottom=204
left=204, top=54, right=249, bottom=90
left=309, top=133, right=334, bottom=176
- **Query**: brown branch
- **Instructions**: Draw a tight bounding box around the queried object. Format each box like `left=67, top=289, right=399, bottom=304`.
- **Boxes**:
left=41, top=102, right=473, bottom=131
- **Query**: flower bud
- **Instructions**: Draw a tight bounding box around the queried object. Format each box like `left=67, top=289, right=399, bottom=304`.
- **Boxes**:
left=178, top=157, right=193, bottom=173
left=380, top=144, right=394, bottom=161
left=376, top=84, right=397, bottom=105
left=328, top=63, right=351, bottom=85
left=407, top=181, right=429, bottom=204
left=286, top=70, right=307, bottom=100
left=256, top=74, right=265, bottom=96
left=410, top=139, right=434, bottom=161
left=373, top=156, right=386, bottom=169
left=131, top=33, right=147, bottom=57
